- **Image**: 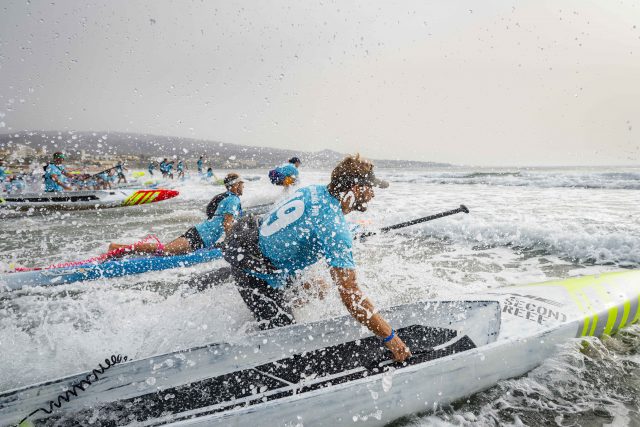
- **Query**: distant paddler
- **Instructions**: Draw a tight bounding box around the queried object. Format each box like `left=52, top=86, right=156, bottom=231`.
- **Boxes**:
left=160, top=158, right=174, bottom=179
left=4, top=174, right=26, bottom=193
left=96, top=168, right=116, bottom=189
left=197, top=156, right=204, bottom=174
left=108, top=173, right=245, bottom=256
left=0, top=159, right=6, bottom=185
left=268, top=156, right=301, bottom=187
left=0, top=159, right=19, bottom=193
left=43, top=152, right=75, bottom=192
left=203, top=167, right=215, bottom=181
left=74, top=173, right=98, bottom=190
left=148, top=160, right=156, bottom=176
left=115, top=161, right=128, bottom=184
left=177, top=159, right=185, bottom=179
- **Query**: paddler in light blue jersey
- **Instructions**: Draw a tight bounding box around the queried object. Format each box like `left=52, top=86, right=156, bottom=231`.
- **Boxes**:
left=97, top=168, right=116, bottom=189
left=223, top=154, right=410, bottom=363
left=108, top=173, right=244, bottom=255
left=197, top=156, right=204, bottom=174
left=0, top=159, right=15, bottom=193
left=204, top=167, right=214, bottom=181
left=176, top=160, right=185, bottom=179
left=159, top=159, right=175, bottom=178
left=268, top=157, right=301, bottom=187
left=115, top=161, right=127, bottom=184
left=0, top=159, right=6, bottom=185
left=43, top=152, right=74, bottom=192
left=148, top=161, right=156, bottom=176
left=159, top=159, right=167, bottom=176
left=165, top=160, right=174, bottom=179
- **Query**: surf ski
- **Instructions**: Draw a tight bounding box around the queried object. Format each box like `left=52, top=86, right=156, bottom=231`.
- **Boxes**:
left=2, top=270, right=639, bottom=426
left=1, top=204, right=272, bottom=292
left=0, top=188, right=179, bottom=211
left=0, top=248, right=223, bottom=291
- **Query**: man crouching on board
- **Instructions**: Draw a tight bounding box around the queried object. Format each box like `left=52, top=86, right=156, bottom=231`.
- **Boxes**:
left=223, top=154, right=411, bottom=362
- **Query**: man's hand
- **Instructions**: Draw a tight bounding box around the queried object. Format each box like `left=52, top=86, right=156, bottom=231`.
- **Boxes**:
left=384, top=335, right=411, bottom=362
left=331, top=267, right=412, bottom=362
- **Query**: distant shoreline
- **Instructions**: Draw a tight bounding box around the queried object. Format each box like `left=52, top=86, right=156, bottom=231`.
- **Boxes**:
left=0, top=130, right=450, bottom=170
left=2, top=131, right=638, bottom=169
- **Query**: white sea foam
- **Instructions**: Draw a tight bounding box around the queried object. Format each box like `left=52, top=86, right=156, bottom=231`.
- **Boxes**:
left=0, top=167, right=639, bottom=424
left=415, top=329, right=640, bottom=426
left=383, top=167, right=640, bottom=190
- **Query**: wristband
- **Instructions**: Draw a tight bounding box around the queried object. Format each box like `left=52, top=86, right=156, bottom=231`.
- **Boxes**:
left=382, top=329, right=395, bottom=343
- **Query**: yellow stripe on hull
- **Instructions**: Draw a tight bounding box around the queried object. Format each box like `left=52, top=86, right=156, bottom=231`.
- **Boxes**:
left=144, top=192, right=160, bottom=204
left=136, top=192, right=155, bottom=205
left=525, top=270, right=640, bottom=337
left=121, top=191, right=163, bottom=206
left=122, top=192, right=141, bottom=206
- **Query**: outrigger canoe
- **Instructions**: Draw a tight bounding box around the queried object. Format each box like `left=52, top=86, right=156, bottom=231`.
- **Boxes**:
left=1, top=269, right=639, bottom=426
left=1, top=204, right=273, bottom=291
left=0, top=248, right=223, bottom=291
left=0, top=188, right=179, bottom=211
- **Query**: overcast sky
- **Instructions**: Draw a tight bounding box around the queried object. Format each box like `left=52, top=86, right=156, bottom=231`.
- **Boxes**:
left=1, top=0, right=638, bottom=166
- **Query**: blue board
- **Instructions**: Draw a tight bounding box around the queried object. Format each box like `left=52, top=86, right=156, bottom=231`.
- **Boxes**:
left=0, top=248, right=223, bottom=291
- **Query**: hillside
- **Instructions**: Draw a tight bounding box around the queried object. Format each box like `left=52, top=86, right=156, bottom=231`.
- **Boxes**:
left=0, top=131, right=450, bottom=169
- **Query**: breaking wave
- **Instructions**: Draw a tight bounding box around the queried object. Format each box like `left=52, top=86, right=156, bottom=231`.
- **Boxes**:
left=384, top=169, right=640, bottom=190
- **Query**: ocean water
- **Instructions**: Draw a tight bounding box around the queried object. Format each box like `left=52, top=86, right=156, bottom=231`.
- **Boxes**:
left=1, top=166, right=639, bottom=426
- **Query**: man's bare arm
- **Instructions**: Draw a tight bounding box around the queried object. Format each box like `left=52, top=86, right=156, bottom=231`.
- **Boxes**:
left=52, top=174, right=72, bottom=190
left=223, top=214, right=235, bottom=235
left=330, top=267, right=411, bottom=362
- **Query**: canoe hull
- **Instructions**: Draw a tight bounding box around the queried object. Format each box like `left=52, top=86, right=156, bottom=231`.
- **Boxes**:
left=2, top=270, right=640, bottom=426
left=0, top=189, right=179, bottom=211
left=0, top=249, right=223, bottom=291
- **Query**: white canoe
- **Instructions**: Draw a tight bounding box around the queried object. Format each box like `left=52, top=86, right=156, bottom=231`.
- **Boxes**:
left=0, top=189, right=179, bottom=211
left=1, top=269, right=639, bottom=426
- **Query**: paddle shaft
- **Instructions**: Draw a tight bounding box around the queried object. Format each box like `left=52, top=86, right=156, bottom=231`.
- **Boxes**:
left=84, top=167, right=116, bottom=181
left=360, top=204, right=469, bottom=238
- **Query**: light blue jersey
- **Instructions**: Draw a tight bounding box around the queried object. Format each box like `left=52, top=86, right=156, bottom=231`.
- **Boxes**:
left=44, top=163, right=67, bottom=192
left=257, top=185, right=355, bottom=288
left=98, top=172, right=115, bottom=183
left=0, top=166, right=6, bottom=183
left=195, top=192, right=242, bottom=248
left=275, top=163, right=299, bottom=178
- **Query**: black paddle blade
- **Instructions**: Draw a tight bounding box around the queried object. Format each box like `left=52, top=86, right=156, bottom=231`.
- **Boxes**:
left=186, top=267, right=233, bottom=291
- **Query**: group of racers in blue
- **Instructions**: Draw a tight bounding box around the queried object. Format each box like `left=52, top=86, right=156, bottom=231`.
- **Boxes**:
left=148, top=158, right=186, bottom=179
left=41, top=152, right=128, bottom=192
left=39, top=152, right=222, bottom=193
left=0, top=159, right=26, bottom=193
left=21, top=150, right=410, bottom=363
left=108, top=153, right=410, bottom=362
